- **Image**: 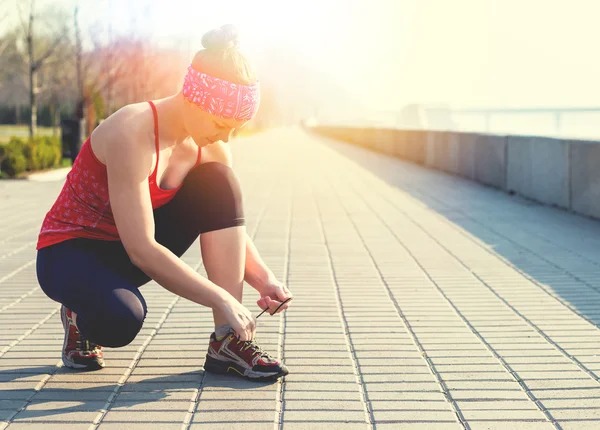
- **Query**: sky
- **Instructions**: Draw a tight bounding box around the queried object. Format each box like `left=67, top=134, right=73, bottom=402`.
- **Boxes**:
left=4, top=0, right=600, bottom=113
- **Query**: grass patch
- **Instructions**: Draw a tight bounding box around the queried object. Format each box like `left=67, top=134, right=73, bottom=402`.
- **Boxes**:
left=0, top=125, right=57, bottom=143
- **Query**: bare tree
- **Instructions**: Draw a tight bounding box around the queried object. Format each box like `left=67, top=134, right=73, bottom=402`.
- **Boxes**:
left=0, top=0, right=16, bottom=57
left=2, top=0, right=190, bottom=137
left=74, top=4, right=83, bottom=114
left=0, top=30, right=28, bottom=123
left=18, top=0, right=69, bottom=137
left=0, top=40, right=9, bottom=58
left=0, top=0, right=10, bottom=27
left=40, top=36, right=77, bottom=135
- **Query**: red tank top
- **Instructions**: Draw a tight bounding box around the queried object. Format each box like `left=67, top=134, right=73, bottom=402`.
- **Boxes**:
left=36, top=101, right=201, bottom=250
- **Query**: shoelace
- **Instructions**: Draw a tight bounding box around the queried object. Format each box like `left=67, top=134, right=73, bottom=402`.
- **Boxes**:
left=74, top=330, right=100, bottom=352
left=256, top=297, right=293, bottom=319
left=220, top=297, right=293, bottom=355
left=234, top=336, right=271, bottom=358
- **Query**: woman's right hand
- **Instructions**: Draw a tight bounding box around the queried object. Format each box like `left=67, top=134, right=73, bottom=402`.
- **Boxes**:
left=218, top=297, right=256, bottom=341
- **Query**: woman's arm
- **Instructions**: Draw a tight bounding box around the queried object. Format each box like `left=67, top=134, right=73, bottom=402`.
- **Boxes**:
left=101, top=108, right=256, bottom=339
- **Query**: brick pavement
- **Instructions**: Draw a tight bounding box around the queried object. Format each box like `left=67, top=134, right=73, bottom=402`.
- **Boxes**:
left=1, top=128, right=600, bottom=429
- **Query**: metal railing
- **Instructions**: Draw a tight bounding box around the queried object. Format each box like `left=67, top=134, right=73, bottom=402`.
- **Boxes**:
left=313, top=106, right=600, bottom=141
left=451, top=107, right=600, bottom=139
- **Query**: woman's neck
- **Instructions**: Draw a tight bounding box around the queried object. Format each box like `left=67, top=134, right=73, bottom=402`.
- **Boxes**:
left=153, top=94, right=189, bottom=146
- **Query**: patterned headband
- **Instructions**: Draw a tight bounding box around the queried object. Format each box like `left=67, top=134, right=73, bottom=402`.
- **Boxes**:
left=182, top=65, right=260, bottom=121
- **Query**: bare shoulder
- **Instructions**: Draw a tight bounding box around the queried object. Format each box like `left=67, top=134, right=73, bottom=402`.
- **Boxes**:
left=200, top=141, right=233, bottom=168
left=91, top=102, right=153, bottom=165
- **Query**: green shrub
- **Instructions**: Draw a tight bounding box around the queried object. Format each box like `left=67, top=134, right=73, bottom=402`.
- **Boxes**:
left=0, top=142, right=27, bottom=177
left=0, top=135, right=62, bottom=178
left=30, top=136, right=61, bottom=170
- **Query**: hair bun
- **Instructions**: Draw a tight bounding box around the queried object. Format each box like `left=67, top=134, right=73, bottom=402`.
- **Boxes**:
left=201, top=24, right=239, bottom=51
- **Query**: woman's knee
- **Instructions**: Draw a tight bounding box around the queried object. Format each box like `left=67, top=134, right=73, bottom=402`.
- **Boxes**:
left=152, top=162, right=246, bottom=254
left=83, top=307, right=145, bottom=347
left=196, top=162, right=243, bottom=203
left=77, top=291, right=147, bottom=347
left=183, top=162, right=245, bottom=232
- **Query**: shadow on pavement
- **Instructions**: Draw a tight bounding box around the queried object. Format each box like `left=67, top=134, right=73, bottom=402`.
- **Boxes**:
left=317, top=133, right=600, bottom=328
left=0, top=365, right=277, bottom=421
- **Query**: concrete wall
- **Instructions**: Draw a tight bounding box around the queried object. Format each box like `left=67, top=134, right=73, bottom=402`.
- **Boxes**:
left=507, top=136, right=570, bottom=209
left=425, top=131, right=446, bottom=170
left=311, top=126, right=600, bottom=220
left=452, top=132, right=478, bottom=180
left=570, top=140, right=600, bottom=218
left=474, top=134, right=507, bottom=189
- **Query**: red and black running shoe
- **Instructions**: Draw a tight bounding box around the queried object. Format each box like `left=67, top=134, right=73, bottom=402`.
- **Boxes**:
left=204, top=331, right=288, bottom=381
left=61, top=305, right=104, bottom=370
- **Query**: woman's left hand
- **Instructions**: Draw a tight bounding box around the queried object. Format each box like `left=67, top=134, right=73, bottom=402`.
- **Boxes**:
left=256, top=277, right=293, bottom=315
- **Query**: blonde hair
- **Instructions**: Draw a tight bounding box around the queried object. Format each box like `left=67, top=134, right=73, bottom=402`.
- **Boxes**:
left=191, top=24, right=256, bottom=85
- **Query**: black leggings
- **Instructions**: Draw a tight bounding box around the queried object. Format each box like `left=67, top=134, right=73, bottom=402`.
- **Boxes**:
left=36, top=162, right=245, bottom=347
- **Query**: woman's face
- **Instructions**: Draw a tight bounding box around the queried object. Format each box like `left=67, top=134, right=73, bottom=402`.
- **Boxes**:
left=182, top=99, right=248, bottom=147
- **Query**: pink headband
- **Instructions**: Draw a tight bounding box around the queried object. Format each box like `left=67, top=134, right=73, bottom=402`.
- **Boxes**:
left=182, top=65, right=260, bottom=121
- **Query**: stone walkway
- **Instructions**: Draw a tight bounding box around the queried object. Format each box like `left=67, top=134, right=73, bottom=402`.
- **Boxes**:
left=1, top=128, right=600, bottom=429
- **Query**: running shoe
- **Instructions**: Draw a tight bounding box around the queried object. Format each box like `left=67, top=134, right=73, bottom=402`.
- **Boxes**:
left=204, top=330, right=288, bottom=381
left=61, top=305, right=104, bottom=370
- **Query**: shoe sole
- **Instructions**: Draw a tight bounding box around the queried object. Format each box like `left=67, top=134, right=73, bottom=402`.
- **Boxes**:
left=61, top=306, right=105, bottom=371
left=61, top=355, right=105, bottom=371
left=204, top=355, right=288, bottom=381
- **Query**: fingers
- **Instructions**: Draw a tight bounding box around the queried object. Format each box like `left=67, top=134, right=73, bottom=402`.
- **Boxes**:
left=267, top=296, right=292, bottom=314
left=232, top=306, right=257, bottom=341
left=264, top=296, right=282, bottom=314
left=257, top=295, right=293, bottom=316
left=256, top=297, right=273, bottom=314
left=234, top=328, right=247, bottom=341
left=272, top=298, right=289, bottom=314
left=277, top=284, right=294, bottom=302
left=247, top=315, right=256, bottom=339
left=235, top=317, right=255, bottom=341
left=246, top=313, right=256, bottom=340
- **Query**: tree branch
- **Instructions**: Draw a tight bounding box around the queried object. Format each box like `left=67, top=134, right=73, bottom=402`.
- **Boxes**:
left=33, top=27, right=67, bottom=69
left=16, top=0, right=31, bottom=37
left=0, top=39, right=9, bottom=57
left=0, top=0, right=10, bottom=27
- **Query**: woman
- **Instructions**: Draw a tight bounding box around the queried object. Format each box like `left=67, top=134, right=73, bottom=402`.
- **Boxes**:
left=35, top=25, right=292, bottom=381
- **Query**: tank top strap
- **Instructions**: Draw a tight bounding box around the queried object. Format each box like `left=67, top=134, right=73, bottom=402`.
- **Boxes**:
left=148, top=101, right=160, bottom=176
left=148, top=100, right=201, bottom=171
left=194, top=146, right=202, bottom=167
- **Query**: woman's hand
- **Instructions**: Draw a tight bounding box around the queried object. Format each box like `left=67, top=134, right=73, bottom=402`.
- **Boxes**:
left=217, top=297, right=256, bottom=341
left=256, top=277, right=293, bottom=315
